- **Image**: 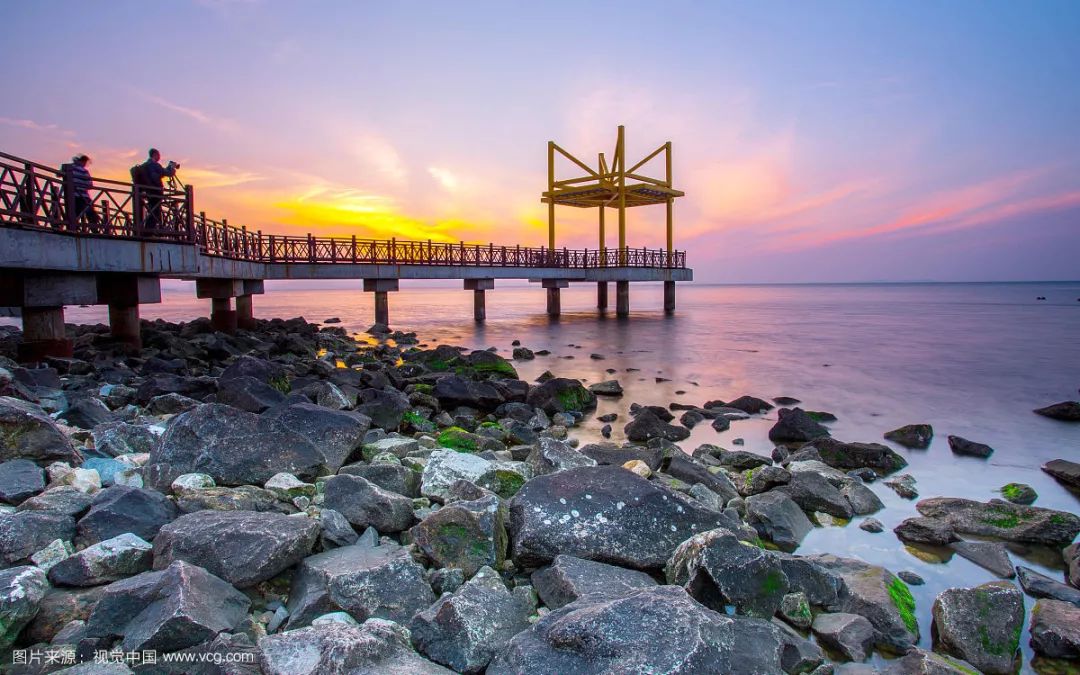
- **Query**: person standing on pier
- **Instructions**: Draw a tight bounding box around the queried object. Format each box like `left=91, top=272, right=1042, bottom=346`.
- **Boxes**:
left=136, top=148, right=177, bottom=231
left=68, top=154, right=100, bottom=231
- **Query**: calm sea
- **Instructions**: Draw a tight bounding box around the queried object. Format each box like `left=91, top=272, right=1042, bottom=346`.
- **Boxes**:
left=6, top=280, right=1080, bottom=665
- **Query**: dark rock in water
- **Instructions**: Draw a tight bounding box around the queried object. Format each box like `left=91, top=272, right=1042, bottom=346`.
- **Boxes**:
left=915, top=497, right=1080, bottom=547
left=893, top=517, right=957, bottom=546
left=579, top=442, right=663, bottom=470
left=0, top=510, right=76, bottom=565
left=948, top=540, right=1015, bottom=578
left=531, top=554, right=657, bottom=610
left=410, top=566, right=536, bottom=673
left=324, top=317, right=341, bottom=323
left=802, top=437, right=907, bottom=474
left=1030, top=599, right=1080, bottom=660
left=883, top=424, right=933, bottom=449
left=884, top=473, right=919, bottom=499
left=811, top=612, right=876, bottom=662
left=667, top=453, right=739, bottom=504
left=724, top=395, right=774, bottom=414
left=153, top=509, right=319, bottom=588
left=777, top=470, right=853, bottom=519
left=744, top=491, right=813, bottom=553
left=1016, top=566, right=1080, bottom=606
left=355, top=387, right=412, bottom=429
left=76, top=485, right=178, bottom=547
left=932, top=580, right=1024, bottom=675
left=629, top=404, right=675, bottom=422
left=719, top=450, right=772, bottom=471
left=56, top=397, right=114, bottom=429
left=0, top=396, right=81, bottom=465
left=859, top=518, right=884, bottom=533
left=433, top=375, right=504, bottom=411
left=880, top=649, right=982, bottom=674
left=1034, top=401, right=1080, bottom=422
left=805, top=410, right=838, bottom=422
left=175, top=485, right=288, bottom=514
left=323, top=473, right=415, bottom=533
left=215, top=375, right=286, bottom=413
left=897, top=570, right=924, bottom=585
left=411, top=495, right=506, bottom=578
left=48, top=532, right=153, bottom=587
left=842, top=481, right=885, bottom=515
left=0, top=458, right=46, bottom=504
left=0, top=565, right=48, bottom=650
left=16, top=485, right=93, bottom=516
left=526, top=377, right=596, bottom=415
left=260, top=619, right=452, bottom=675
left=624, top=410, right=690, bottom=442
left=773, top=396, right=801, bottom=406
left=512, top=347, right=534, bottom=360
left=145, top=403, right=324, bottom=489
left=1042, top=458, right=1080, bottom=489
left=711, top=416, right=730, bottom=432
left=769, top=408, right=830, bottom=443
left=508, top=465, right=723, bottom=570
left=946, top=435, right=993, bottom=458
left=1065, top=542, right=1080, bottom=589
left=588, top=380, right=623, bottom=396
left=285, top=541, right=434, bottom=628
left=680, top=410, right=706, bottom=429
left=667, top=527, right=789, bottom=618
left=999, top=482, right=1037, bottom=505
left=84, top=560, right=250, bottom=653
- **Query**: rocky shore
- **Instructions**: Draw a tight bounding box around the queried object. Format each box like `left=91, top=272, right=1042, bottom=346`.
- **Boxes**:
left=0, top=317, right=1078, bottom=674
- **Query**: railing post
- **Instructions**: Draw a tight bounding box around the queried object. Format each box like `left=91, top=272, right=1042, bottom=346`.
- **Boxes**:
left=268, top=234, right=275, bottom=262
left=221, top=218, right=229, bottom=253
left=351, top=235, right=357, bottom=263
left=61, top=164, right=77, bottom=232
left=184, top=185, right=195, bottom=242
left=132, top=185, right=143, bottom=237
left=308, top=233, right=315, bottom=262
left=20, top=163, right=37, bottom=226
left=459, top=241, right=464, bottom=265
left=391, top=237, right=396, bottom=264
left=241, top=225, right=249, bottom=258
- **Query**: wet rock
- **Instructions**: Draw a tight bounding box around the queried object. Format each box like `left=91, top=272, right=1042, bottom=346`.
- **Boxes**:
left=579, top=442, right=663, bottom=470
left=915, top=497, right=1080, bottom=547
left=718, top=450, right=773, bottom=472
left=84, top=560, right=250, bottom=652
left=215, top=375, right=286, bottom=413
left=512, top=347, right=534, bottom=360
left=803, top=437, right=907, bottom=474
left=508, top=465, right=723, bottom=570
left=176, top=485, right=288, bottom=514
left=769, top=408, right=830, bottom=443
left=1042, top=458, right=1080, bottom=489
left=666, top=527, right=789, bottom=618
left=724, top=395, right=774, bottom=414
left=883, top=424, right=934, bottom=449
left=285, top=542, right=435, bottom=628
left=48, top=533, right=153, bottom=586
left=531, top=554, right=657, bottom=610
left=860, top=518, right=884, bottom=533
left=432, top=376, right=504, bottom=411
left=931, top=581, right=1024, bottom=675
left=745, top=491, right=814, bottom=553
left=323, top=474, right=415, bottom=533
left=262, top=402, right=370, bottom=473
left=420, top=449, right=491, bottom=503
left=948, top=540, right=1015, bottom=579
left=1066, top=542, right=1080, bottom=589
left=999, top=482, right=1037, bottom=505
left=744, top=464, right=792, bottom=496
left=0, top=510, right=75, bottom=565
left=145, top=403, right=323, bottom=490
left=812, top=612, right=876, bottom=662
left=730, top=614, right=823, bottom=674
left=363, top=436, right=420, bottom=460
left=411, top=495, right=506, bottom=578
left=144, top=392, right=200, bottom=416
left=884, top=473, right=919, bottom=499
left=710, top=416, right=731, bottom=432
left=946, top=435, right=993, bottom=459
left=843, top=481, right=885, bottom=515
left=259, top=619, right=452, bottom=675
left=136, top=374, right=217, bottom=405
left=1034, top=401, right=1080, bottom=422
left=894, top=517, right=958, bottom=546
left=526, top=378, right=596, bottom=415
left=0, top=396, right=81, bottom=464
left=780, top=591, right=813, bottom=630
left=778, top=470, right=854, bottom=519
left=525, top=437, right=596, bottom=476
left=588, top=380, right=623, bottom=396
left=0, top=566, right=48, bottom=649
left=340, top=462, right=421, bottom=498
left=410, top=566, right=536, bottom=673
left=667, top=453, right=740, bottom=503
left=1029, top=598, right=1080, bottom=660
left=153, top=510, right=319, bottom=588
left=880, top=649, right=982, bottom=674
left=0, top=458, right=46, bottom=504
left=219, top=355, right=287, bottom=385
left=624, top=410, right=690, bottom=442
left=57, top=397, right=114, bottom=429
left=1016, top=565, right=1080, bottom=606
left=75, top=485, right=177, bottom=547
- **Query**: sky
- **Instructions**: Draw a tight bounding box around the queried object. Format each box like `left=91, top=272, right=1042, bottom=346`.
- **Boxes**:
left=2, top=1, right=1078, bottom=283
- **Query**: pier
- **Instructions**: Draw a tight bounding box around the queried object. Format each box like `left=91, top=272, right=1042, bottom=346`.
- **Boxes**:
left=0, top=127, right=691, bottom=361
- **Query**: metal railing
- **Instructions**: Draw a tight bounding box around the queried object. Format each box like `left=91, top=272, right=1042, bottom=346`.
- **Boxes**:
left=0, top=150, right=687, bottom=269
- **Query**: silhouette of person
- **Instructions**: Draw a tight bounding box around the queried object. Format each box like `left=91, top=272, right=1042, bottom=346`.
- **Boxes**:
left=69, top=154, right=100, bottom=231
left=137, top=148, right=177, bottom=230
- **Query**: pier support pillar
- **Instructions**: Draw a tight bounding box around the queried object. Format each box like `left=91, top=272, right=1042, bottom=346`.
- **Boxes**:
left=18, top=307, right=72, bottom=361
left=97, top=274, right=161, bottom=350
left=0, top=272, right=97, bottom=362
left=211, top=298, right=237, bottom=334
left=235, top=295, right=255, bottom=330
left=107, top=304, right=141, bottom=350
left=664, top=281, right=676, bottom=314
left=541, top=279, right=569, bottom=318
left=616, top=281, right=630, bottom=317
left=464, top=279, right=494, bottom=322
left=597, top=282, right=608, bottom=310
left=196, top=278, right=262, bottom=335
left=363, top=279, right=399, bottom=327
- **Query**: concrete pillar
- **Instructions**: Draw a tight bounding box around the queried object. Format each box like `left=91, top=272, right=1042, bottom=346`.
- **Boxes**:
left=616, top=281, right=630, bottom=317
left=18, top=306, right=72, bottom=361
left=664, top=281, right=676, bottom=314
left=546, top=288, right=561, bottom=317
left=235, top=294, right=255, bottom=330
left=363, top=279, right=399, bottom=327
left=108, top=304, right=141, bottom=350
left=211, top=297, right=237, bottom=334
left=473, top=290, right=486, bottom=322
left=597, top=282, right=608, bottom=309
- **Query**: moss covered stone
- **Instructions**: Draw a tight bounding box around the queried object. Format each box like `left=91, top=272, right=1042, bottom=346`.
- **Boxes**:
left=438, top=427, right=480, bottom=453
left=888, top=576, right=918, bottom=636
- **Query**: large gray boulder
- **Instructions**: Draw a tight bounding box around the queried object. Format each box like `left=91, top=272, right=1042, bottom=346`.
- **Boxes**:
left=1043, top=458, right=1080, bottom=489
left=744, top=491, right=814, bottom=552
left=433, top=375, right=505, bottom=411
left=525, top=378, right=595, bottom=415
left=0, top=566, right=48, bottom=650
left=623, top=410, right=690, bottom=442
left=769, top=408, right=830, bottom=443
left=531, top=554, right=657, bottom=610
left=578, top=442, right=665, bottom=471
left=144, top=403, right=324, bottom=490
left=0, top=510, right=76, bottom=565
left=175, top=485, right=289, bottom=514
left=931, top=581, right=1024, bottom=675
left=420, top=449, right=492, bottom=503
left=1029, top=598, right=1080, bottom=660
left=948, top=540, right=1015, bottom=578
left=153, top=510, right=319, bottom=588
left=355, top=387, right=411, bottom=429
left=259, top=619, right=452, bottom=675
left=285, top=542, right=434, bottom=629
left=84, top=560, right=250, bottom=653
left=0, top=396, right=81, bottom=464
left=263, top=402, right=371, bottom=473
left=777, top=469, right=854, bottom=519
left=411, top=566, right=536, bottom=673
left=811, top=612, right=876, bottom=662
left=508, top=465, right=723, bottom=570
left=411, top=495, right=506, bottom=578
left=666, top=528, right=789, bottom=618
left=883, top=424, right=933, bottom=449
left=16, top=484, right=93, bottom=516
left=524, top=437, right=596, bottom=476
left=666, top=452, right=740, bottom=504
left=1016, top=565, right=1080, bottom=606
left=48, top=533, right=153, bottom=587
left=214, top=375, right=286, bottom=413
left=91, top=421, right=160, bottom=457
left=75, top=485, right=178, bottom=547
left=322, top=474, right=415, bottom=533
left=0, top=458, right=46, bottom=504
left=801, top=437, right=907, bottom=474
left=915, top=497, right=1080, bottom=547
left=339, top=462, right=420, bottom=498
left=219, top=355, right=287, bottom=385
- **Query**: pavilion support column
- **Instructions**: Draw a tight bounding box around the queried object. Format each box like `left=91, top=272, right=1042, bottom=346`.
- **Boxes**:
left=108, top=304, right=141, bottom=350
left=616, top=281, right=630, bottom=317
left=664, top=281, right=676, bottom=314
left=542, top=279, right=569, bottom=318
left=19, top=307, right=72, bottom=361
left=364, top=279, right=399, bottom=328
left=235, top=295, right=255, bottom=330
left=210, top=298, right=237, bottom=335
left=597, top=282, right=608, bottom=309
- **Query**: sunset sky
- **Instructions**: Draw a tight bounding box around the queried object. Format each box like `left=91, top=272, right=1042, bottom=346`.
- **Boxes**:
left=2, top=1, right=1078, bottom=283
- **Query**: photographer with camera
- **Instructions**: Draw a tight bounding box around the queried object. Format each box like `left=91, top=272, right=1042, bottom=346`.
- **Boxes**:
left=135, top=148, right=178, bottom=231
